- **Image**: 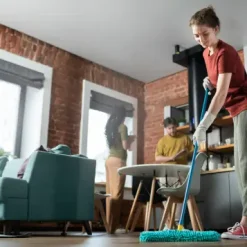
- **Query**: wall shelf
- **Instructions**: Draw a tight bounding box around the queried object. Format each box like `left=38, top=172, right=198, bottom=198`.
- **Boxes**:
left=177, top=115, right=233, bottom=134
left=177, top=124, right=190, bottom=134
left=201, top=167, right=235, bottom=175
left=213, top=115, right=233, bottom=127
left=200, top=144, right=234, bottom=154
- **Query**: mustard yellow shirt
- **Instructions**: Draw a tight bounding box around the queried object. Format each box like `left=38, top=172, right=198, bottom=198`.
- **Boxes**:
left=155, top=133, right=194, bottom=165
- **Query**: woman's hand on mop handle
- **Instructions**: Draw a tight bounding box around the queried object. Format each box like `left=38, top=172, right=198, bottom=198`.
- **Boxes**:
left=193, top=111, right=216, bottom=145
left=203, top=77, right=214, bottom=95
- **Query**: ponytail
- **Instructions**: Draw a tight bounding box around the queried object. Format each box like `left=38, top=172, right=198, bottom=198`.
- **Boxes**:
left=105, top=105, right=126, bottom=148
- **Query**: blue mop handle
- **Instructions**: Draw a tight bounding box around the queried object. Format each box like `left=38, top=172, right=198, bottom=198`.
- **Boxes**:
left=177, top=88, right=209, bottom=230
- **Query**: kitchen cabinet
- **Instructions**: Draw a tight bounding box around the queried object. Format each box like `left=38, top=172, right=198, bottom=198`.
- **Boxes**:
left=200, top=172, right=231, bottom=230
left=229, top=171, right=242, bottom=224
left=196, top=170, right=242, bottom=230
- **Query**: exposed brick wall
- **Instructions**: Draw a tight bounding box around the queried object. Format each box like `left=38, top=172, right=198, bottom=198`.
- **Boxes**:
left=144, top=50, right=244, bottom=164
left=144, top=70, right=188, bottom=163
left=0, top=25, right=145, bottom=163
left=0, top=23, right=245, bottom=165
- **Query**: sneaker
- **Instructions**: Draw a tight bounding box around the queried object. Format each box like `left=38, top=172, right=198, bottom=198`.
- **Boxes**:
left=221, top=222, right=247, bottom=240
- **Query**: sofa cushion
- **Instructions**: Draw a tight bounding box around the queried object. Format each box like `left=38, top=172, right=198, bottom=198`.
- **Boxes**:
left=50, top=144, right=71, bottom=155
left=0, top=177, right=28, bottom=202
left=17, top=144, right=72, bottom=179
left=2, top=159, right=26, bottom=178
left=17, top=145, right=48, bottom=179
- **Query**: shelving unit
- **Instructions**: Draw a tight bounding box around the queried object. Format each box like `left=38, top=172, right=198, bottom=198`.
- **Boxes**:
left=177, top=114, right=234, bottom=171
left=206, top=114, right=234, bottom=169
left=212, top=115, right=233, bottom=127
left=200, top=144, right=234, bottom=154
left=176, top=124, right=190, bottom=134
left=177, top=114, right=233, bottom=134
left=201, top=167, right=235, bottom=175
left=208, top=144, right=234, bottom=153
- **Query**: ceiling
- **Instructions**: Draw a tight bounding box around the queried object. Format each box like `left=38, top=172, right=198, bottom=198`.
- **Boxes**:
left=0, top=0, right=247, bottom=82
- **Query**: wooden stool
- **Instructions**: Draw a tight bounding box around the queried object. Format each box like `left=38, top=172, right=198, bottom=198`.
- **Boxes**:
left=117, top=164, right=192, bottom=232
left=127, top=201, right=164, bottom=232
left=92, top=193, right=110, bottom=233
left=159, top=195, right=203, bottom=231
left=125, top=177, right=164, bottom=232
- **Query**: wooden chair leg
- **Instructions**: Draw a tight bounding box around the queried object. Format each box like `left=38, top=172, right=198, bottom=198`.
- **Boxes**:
left=187, top=196, right=199, bottom=231
left=159, top=196, right=173, bottom=230
left=144, top=202, right=150, bottom=230
left=125, top=180, right=143, bottom=232
left=146, top=177, right=156, bottom=231
left=130, top=204, right=143, bottom=232
left=168, top=203, right=177, bottom=229
left=95, top=199, right=109, bottom=233
left=153, top=206, right=157, bottom=231
left=191, top=196, right=204, bottom=231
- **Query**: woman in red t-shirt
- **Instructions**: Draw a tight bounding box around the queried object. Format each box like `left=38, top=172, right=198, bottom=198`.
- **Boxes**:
left=190, top=6, right=247, bottom=239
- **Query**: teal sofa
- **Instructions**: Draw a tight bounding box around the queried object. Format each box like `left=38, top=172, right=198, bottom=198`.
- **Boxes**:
left=0, top=156, right=8, bottom=176
left=0, top=150, right=96, bottom=235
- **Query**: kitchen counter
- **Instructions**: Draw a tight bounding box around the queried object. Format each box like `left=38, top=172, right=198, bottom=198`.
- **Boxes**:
left=196, top=168, right=241, bottom=231
left=201, top=167, right=235, bottom=175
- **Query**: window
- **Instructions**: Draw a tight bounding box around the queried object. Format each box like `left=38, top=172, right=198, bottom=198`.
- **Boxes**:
left=87, top=109, right=134, bottom=186
left=87, top=109, right=110, bottom=183
left=124, top=116, right=134, bottom=187
left=0, top=80, right=21, bottom=155
left=0, top=51, right=52, bottom=158
left=80, top=80, right=138, bottom=188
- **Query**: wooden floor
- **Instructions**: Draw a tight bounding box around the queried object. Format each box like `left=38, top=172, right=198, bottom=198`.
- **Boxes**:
left=0, top=232, right=246, bottom=247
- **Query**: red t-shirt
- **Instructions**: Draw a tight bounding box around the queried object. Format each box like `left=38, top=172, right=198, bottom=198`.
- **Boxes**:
left=203, top=39, right=247, bottom=117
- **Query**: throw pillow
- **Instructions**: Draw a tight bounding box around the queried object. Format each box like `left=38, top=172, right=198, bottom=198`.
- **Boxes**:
left=17, top=145, right=48, bottom=179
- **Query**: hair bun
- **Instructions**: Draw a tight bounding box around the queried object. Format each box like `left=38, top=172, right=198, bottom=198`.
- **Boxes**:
left=189, top=5, right=220, bottom=29
left=207, top=5, right=214, bottom=10
left=206, top=5, right=216, bottom=14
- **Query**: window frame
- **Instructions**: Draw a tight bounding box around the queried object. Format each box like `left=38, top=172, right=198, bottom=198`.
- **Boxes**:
left=80, top=80, right=138, bottom=188
left=0, top=50, right=53, bottom=158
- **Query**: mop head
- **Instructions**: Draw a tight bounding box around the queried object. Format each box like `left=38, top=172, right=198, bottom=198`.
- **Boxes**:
left=139, top=230, right=221, bottom=242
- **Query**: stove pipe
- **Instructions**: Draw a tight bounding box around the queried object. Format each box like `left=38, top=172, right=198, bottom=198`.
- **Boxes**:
left=173, top=45, right=208, bottom=132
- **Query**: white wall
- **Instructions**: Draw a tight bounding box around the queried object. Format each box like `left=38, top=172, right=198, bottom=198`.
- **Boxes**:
left=21, top=86, right=43, bottom=158
left=0, top=49, right=53, bottom=158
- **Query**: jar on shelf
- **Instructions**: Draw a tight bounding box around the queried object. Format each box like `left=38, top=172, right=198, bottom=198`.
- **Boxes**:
left=208, top=155, right=217, bottom=170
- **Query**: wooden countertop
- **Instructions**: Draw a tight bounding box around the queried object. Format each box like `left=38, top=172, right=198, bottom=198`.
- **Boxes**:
left=177, top=115, right=233, bottom=134
left=201, top=167, right=235, bottom=175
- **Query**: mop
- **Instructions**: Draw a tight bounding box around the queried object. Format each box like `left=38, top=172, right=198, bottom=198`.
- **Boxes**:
left=140, top=88, right=221, bottom=242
